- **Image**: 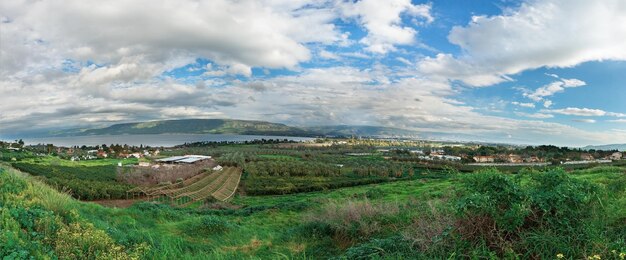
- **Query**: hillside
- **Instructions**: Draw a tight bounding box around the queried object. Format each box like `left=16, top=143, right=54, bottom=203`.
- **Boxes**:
left=45, top=119, right=421, bottom=138
left=2, top=162, right=625, bottom=259
left=303, top=125, right=419, bottom=137
left=584, top=144, right=626, bottom=151
left=52, top=119, right=311, bottom=137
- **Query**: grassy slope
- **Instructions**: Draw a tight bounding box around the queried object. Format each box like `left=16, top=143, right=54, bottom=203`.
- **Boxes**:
left=2, top=164, right=625, bottom=259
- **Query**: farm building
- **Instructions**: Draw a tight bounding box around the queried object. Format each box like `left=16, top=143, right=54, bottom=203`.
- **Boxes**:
left=609, top=152, right=622, bottom=160
left=507, top=154, right=523, bottom=163
left=473, top=155, right=495, bottom=163
left=157, top=155, right=212, bottom=164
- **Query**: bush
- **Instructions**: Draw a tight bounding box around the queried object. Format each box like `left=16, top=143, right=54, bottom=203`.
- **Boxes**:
left=0, top=167, right=148, bottom=259
left=342, top=236, right=413, bottom=259
left=454, top=168, right=602, bottom=258
left=11, top=163, right=134, bottom=200
left=304, top=199, right=402, bottom=244
left=181, top=215, right=233, bottom=236
left=364, top=187, right=385, bottom=199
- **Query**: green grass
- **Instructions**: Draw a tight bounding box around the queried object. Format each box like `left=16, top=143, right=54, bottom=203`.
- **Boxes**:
left=18, top=156, right=139, bottom=167
left=2, top=162, right=625, bottom=259
left=256, top=154, right=302, bottom=161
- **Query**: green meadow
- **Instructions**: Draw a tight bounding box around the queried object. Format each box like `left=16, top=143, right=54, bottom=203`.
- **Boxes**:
left=1, top=161, right=625, bottom=259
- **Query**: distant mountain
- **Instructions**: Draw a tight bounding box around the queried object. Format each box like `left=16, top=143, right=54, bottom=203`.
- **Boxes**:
left=46, top=119, right=420, bottom=138
left=303, top=125, right=419, bottom=137
left=583, top=144, right=626, bottom=151
left=50, top=119, right=310, bottom=137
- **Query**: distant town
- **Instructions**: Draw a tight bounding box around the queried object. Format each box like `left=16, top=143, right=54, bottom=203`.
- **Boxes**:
left=1, top=138, right=622, bottom=167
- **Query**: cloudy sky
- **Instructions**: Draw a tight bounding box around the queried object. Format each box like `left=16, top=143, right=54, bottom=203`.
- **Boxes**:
left=1, top=0, right=626, bottom=146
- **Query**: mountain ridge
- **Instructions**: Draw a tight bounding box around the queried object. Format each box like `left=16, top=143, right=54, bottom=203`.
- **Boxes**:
left=583, top=143, right=626, bottom=151
left=45, top=119, right=420, bottom=138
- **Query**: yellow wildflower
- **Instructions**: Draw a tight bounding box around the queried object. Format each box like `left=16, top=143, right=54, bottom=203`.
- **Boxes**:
left=556, top=253, right=564, bottom=259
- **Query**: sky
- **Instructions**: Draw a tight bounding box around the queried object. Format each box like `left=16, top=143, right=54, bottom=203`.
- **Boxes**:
left=1, top=0, right=626, bottom=146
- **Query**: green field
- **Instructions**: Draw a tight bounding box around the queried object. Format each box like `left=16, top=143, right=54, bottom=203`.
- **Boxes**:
left=1, top=161, right=625, bottom=259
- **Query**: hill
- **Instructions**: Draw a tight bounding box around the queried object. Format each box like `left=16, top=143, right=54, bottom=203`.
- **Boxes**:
left=303, top=125, right=419, bottom=137
left=583, top=144, right=626, bottom=151
left=2, top=162, right=624, bottom=259
left=46, top=119, right=420, bottom=138
left=52, top=119, right=311, bottom=137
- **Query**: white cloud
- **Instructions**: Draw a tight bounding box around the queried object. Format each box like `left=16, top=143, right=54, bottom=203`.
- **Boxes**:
left=511, top=101, right=535, bottom=108
left=523, top=79, right=586, bottom=102
left=319, top=50, right=340, bottom=60
left=0, top=0, right=348, bottom=78
left=339, top=0, right=432, bottom=54
left=608, top=119, right=626, bottom=123
left=562, top=78, right=586, bottom=87
left=417, top=53, right=508, bottom=86
left=572, top=119, right=596, bottom=123
left=2, top=0, right=626, bottom=147
left=543, top=100, right=553, bottom=108
left=420, top=0, right=626, bottom=86
left=515, top=112, right=554, bottom=119
left=544, top=107, right=626, bottom=117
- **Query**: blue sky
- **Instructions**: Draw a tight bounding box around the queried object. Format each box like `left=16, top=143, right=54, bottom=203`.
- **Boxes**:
left=1, top=0, right=626, bottom=146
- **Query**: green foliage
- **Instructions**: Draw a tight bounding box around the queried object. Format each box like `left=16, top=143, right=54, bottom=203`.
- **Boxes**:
left=454, top=168, right=609, bottom=258
left=245, top=160, right=341, bottom=177
left=3, top=160, right=626, bottom=259
left=0, top=167, right=147, bottom=259
left=341, top=236, right=413, bottom=259
left=11, top=162, right=133, bottom=200
left=244, top=175, right=387, bottom=195
left=181, top=215, right=233, bottom=236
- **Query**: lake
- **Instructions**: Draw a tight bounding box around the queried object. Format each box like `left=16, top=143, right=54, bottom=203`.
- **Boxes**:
left=20, top=134, right=315, bottom=147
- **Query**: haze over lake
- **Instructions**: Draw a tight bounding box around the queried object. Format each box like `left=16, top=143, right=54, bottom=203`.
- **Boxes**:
left=20, top=134, right=314, bottom=147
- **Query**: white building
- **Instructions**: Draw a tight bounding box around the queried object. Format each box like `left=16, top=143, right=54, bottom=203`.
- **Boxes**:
left=610, top=152, right=623, bottom=160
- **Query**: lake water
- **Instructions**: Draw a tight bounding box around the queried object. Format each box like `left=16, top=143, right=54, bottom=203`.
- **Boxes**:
left=21, top=134, right=315, bottom=147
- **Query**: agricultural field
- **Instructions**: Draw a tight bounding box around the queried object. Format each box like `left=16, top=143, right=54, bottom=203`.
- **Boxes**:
left=140, top=167, right=243, bottom=206
left=2, top=160, right=626, bottom=259
left=2, top=142, right=626, bottom=259
left=10, top=157, right=139, bottom=200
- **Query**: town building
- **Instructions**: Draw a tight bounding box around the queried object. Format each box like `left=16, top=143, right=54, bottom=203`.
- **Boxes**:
left=157, top=155, right=212, bottom=164
left=609, top=152, right=623, bottom=160
left=507, top=154, right=523, bottom=163
left=473, top=155, right=495, bottom=163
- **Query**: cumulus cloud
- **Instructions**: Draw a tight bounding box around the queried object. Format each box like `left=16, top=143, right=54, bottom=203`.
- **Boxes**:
left=0, top=0, right=347, bottom=78
left=339, top=0, right=433, bottom=54
left=420, top=0, right=626, bottom=86
left=3, top=0, right=626, bottom=147
left=523, top=78, right=586, bottom=102
left=543, top=100, right=553, bottom=108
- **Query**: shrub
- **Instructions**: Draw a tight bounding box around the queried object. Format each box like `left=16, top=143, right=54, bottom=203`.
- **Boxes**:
left=54, top=222, right=145, bottom=260
left=364, top=187, right=385, bottom=199
left=454, top=168, right=602, bottom=258
left=181, top=215, right=233, bottom=236
left=304, top=199, right=402, bottom=244
left=342, top=236, right=413, bottom=259
left=401, top=201, right=454, bottom=252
